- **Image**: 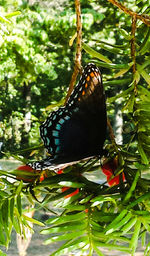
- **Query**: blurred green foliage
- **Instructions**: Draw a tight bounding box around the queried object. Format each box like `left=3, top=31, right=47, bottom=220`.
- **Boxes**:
left=0, top=0, right=106, bottom=152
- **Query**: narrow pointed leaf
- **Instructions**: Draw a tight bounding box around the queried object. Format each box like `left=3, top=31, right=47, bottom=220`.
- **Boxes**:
left=105, top=209, right=128, bottom=233
left=93, top=244, right=105, bottom=256
left=123, top=170, right=140, bottom=203
left=105, top=212, right=132, bottom=235
left=46, top=211, right=86, bottom=225
left=41, top=221, right=87, bottom=234
left=121, top=217, right=137, bottom=234
left=82, top=43, right=112, bottom=63
left=93, top=240, right=132, bottom=253
left=130, top=219, right=141, bottom=254
left=43, top=230, right=85, bottom=244
left=23, top=215, right=44, bottom=226
left=50, top=237, right=88, bottom=256
left=17, top=195, right=22, bottom=216
left=9, top=198, right=14, bottom=223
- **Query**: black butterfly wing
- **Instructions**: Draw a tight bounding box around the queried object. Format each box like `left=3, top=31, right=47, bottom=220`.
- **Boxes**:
left=40, top=63, right=107, bottom=165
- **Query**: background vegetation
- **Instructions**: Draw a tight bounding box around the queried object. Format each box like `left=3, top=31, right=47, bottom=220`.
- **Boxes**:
left=1, top=0, right=150, bottom=255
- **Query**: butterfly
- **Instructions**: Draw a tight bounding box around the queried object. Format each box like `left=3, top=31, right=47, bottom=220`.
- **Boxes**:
left=28, top=63, right=107, bottom=170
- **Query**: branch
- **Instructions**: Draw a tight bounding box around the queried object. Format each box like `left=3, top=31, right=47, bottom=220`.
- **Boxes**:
left=64, top=0, right=82, bottom=105
left=131, top=15, right=137, bottom=94
left=107, top=0, right=150, bottom=26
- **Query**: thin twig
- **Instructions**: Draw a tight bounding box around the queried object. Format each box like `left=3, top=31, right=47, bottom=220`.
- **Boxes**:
left=107, top=118, right=118, bottom=152
left=131, top=15, right=137, bottom=94
left=107, top=0, right=150, bottom=26
left=64, top=0, right=82, bottom=105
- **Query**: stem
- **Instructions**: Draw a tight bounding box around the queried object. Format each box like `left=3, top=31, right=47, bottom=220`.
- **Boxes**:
left=107, top=118, right=118, bottom=152
left=65, top=0, right=82, bottom=105
left=107, top=0, right=150, bottom=26
left=131, top=15, right=137, bottom=94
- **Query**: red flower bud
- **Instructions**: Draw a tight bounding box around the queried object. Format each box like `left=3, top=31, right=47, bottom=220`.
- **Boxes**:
left=16, top=165, right=36, bottom=183
left=57, top=170, right=79, bottom=198
left=101, top=158, right=125, bottom=186
left=63, top=188, right=79, bottom=198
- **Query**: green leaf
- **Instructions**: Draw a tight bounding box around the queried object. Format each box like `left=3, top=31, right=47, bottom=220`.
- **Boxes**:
left=92, top=59, right=133, bottom=70
left=130, top=219, right=141, bottom=254
left=119, top=28, right=133, bottom=40
left=23, top=215, right=45, bottom=226
left=93, top=239, right=131, bottom=253
left=56, top=192, right=82, bottom=208
left=94, top=39, right=129, bottom=49
left=79, top=195, right=93, bottom=204
left=121, top=217, right=137, bottom=234
left=43, top=230, right=85, bottom=245
left=58, top=181, right=85, bottom=188
left=122, top=93, right=135, bottom=113
left=137, top=85, right=150, bottom=98
left=91, top=195, right=117, bottom=207
left=2, top=199, right=9, bottom=227
left=13, top=216, right=21, bottom=235
left=123, top=170, right=140, bottom=203
left=64, top=204, right=86, bottom=211
left=133, top=70, right=140, bottom=84
left=141, top=231, right=146, bottom=247
left=17, top=195, right=22, bottom=216
left=0, top=226, right=6, bottom=246
left=140, top=69, right=150, bottom=86
left=46, top=211, right=86, bottom=225
left=41, top=221, right=87, bottom=234
left=127, top=192, right=150, bottom=210
left=0, top=249, right=7, bottom=256
left=96, top=41, right=124, bottom=55
left=144, top=241, right=150, bottom=256
left=93, top=244, right=105, bottom=256
left=138, top=27, right=150, bottom=55
left=114, top=68, right=130, bottom=78
left=9, top=198, right=15, bottom=223
left=105, top=212, right=132, bottom=235
left=103, top=78, right=131, bottom=86
left=108, top=83, right=134, bottom=103
left=50, top=237, right=88, bottom=256
left=92, top=211, right=116, bottom=223
left=138, top=140, right=149, bottom=165
left=82, top=43, right=112, bottom=63
left=0, top=15, right=11, bottom=23
left=104, top=209, right=128, bottom=233
left=15, top=180, right=23, bottom=195
left=5, top=11, right=21, bottom=18
left=0, top=190, right=8, bottom=197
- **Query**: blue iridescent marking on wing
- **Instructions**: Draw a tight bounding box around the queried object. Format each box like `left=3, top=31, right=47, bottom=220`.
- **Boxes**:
left=64, top=116, right=70, bottom=120
left=44, top=129, right=47, bottom=135
left=46, top=137, right=50, bottom=146
left=73, top=107, right=79, bottom=113
left=52, top=130, right=59, bottom=137
left=55, top=138, right=60, bottom=146
left=59, top=118, right=65, bottom=124
left=47, top=121, right=52, bottom=127
left=55, top=147, right=60, bottom=153
left=56, top=123, right=61, bottom=130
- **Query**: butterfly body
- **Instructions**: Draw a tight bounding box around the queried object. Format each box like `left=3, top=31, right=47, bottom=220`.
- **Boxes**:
left=29, top=63, right=107, bottom=170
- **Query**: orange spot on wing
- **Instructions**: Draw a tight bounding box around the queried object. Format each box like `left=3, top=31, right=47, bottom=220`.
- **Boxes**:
left=85, top=83, right=88, bottom=88
left=82, top=90, right=85, bottom=96
left=86, top=76, right=90, bottom=81
left=90, top=72, right=94, bottom=77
